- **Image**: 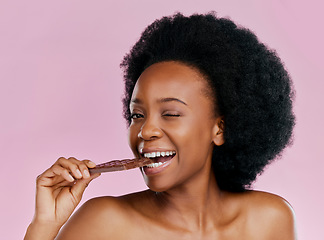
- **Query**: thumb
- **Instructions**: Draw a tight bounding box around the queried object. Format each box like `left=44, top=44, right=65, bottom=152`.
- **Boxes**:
left=70, top=173, right=101, bottom=203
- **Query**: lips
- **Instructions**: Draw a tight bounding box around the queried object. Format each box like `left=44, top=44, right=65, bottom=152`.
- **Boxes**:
left=140, top=150, right=176, bottom=175
left=143, top=150, right=176, bottom=164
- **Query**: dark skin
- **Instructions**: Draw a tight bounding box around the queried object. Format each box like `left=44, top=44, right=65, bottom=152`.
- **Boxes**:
left=25, top=61, right=297, bottom=240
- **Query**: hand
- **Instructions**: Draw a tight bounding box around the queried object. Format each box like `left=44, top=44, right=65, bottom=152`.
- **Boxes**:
left=33, top=157, right=100, bottom=228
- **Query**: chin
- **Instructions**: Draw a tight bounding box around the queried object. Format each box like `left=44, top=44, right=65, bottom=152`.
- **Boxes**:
left=146, top=184, right=170, bottom=193
left=141, top=172, right=172, bottom=193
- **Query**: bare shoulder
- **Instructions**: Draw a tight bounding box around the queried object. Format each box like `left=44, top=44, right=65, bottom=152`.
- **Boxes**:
left=56, top=192, right=147, bottom=240
left=242, top=190, right=293, bottom=210
left=241, top=190, right=297, bottom=240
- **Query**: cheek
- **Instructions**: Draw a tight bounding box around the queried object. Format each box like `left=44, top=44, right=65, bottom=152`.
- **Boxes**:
left=176, top=117, right=211, bottom=140
left=128, top=125, right=138, bottom=153
left=174, top=118, right=214, bottom=160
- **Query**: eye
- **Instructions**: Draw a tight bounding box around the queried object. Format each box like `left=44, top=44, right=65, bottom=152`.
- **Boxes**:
left=162, top=112, right=181, bottom=117
left=163, top=114, right=180, bottom=117
left=130, top=113, right=144, bottom=119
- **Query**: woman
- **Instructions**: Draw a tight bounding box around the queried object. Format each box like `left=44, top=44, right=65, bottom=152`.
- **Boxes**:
left=25, top=13, right=297, bottom=239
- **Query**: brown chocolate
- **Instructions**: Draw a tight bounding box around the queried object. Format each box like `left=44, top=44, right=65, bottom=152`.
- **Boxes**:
left=89, top=158, right=153, bottom=174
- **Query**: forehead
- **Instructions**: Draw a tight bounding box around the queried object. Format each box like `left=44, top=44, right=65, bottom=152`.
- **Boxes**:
left=131, top=61, right=210, bottom=102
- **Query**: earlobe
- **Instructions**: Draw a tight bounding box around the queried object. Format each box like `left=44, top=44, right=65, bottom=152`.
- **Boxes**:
left=213, top=118, right=225, bottom=146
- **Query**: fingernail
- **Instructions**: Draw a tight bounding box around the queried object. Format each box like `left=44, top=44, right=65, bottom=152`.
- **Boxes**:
left=68, top=174, right=74, bottom=182
left=84, top=169, right=90, bottom=178
left=89, top=161, right=96, bottom=166
left=76, top=169, right=82, bottom=178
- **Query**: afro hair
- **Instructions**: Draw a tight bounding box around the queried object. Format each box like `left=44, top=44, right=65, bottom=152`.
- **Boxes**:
left=120, top=12, right=295, bottom=192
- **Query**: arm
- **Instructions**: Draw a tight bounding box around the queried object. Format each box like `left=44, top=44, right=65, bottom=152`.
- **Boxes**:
left=24, top=157, right=100, bottom=240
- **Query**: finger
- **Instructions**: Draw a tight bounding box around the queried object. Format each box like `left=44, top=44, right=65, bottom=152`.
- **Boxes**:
left=76, top=159, right=94, bottom=179
left=63, top=158, right=96, bottom=179
left=51, top=164, right=75, bottom=182
left=79, top=160, right=97, bottom=178
left=52, top=178, right=74, bottom=189
left=67, top=158, right=96, bottom=179
left=37, top=165, right=74, bottom=188
left=57, top=157, right=85, bottom=180
left=67, top=157, right=98, bottom=179
left=83, top=160, right=96, bottom=168
left=39, top=157, right=95, bottom=186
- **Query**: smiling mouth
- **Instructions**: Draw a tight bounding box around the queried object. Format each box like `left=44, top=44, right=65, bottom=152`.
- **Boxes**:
left=142, top=151, right=176, bottom=168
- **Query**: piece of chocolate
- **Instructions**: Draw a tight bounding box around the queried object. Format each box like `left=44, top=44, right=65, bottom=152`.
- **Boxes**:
left=89, top=158, right=153, bottom=174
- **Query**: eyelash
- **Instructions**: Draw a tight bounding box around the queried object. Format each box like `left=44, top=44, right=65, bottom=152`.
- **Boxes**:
left=130, top=113, right=144, bottom=119
left=163, top=113, right=180, bottom=117
left=130, top=113, right=180, bottom=119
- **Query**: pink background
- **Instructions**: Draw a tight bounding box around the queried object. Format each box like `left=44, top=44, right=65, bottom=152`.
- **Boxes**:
left=1, top=0, right=323, bottom=239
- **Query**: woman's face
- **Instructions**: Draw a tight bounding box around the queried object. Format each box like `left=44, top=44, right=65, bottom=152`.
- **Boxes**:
left=128, top=61, right=224, bottom=192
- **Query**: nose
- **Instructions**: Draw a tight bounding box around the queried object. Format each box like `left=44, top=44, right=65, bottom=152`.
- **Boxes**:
left=138, top=117, right=163, bottom=141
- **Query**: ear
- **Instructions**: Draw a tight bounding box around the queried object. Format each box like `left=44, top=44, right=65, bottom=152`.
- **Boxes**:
left=212, top=117, right=225, bottom=146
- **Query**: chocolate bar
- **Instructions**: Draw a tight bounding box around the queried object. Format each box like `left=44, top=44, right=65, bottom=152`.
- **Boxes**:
left=89, top=158, right=153, bottom=174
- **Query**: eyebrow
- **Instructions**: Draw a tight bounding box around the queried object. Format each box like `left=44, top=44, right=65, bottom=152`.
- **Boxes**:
left=159, top=97, right=187, bottom=105
left=131, top=97, right=187, bottom=106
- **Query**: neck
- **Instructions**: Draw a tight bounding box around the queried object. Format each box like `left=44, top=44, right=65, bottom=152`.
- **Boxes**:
left=152, top=169, right=225, bottom=231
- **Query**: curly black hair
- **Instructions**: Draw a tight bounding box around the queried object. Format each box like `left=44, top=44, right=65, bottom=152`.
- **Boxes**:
left=120, top=12, right=295, bottom=192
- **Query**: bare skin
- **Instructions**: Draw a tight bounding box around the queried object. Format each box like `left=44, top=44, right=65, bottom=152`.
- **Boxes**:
left=25, top=61, right=297, bottom=240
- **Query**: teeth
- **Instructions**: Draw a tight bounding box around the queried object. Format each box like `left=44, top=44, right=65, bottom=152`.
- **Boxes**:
left=146, top=162, right=164, bottom=168
left=143, top=151, right=176, bottom=159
